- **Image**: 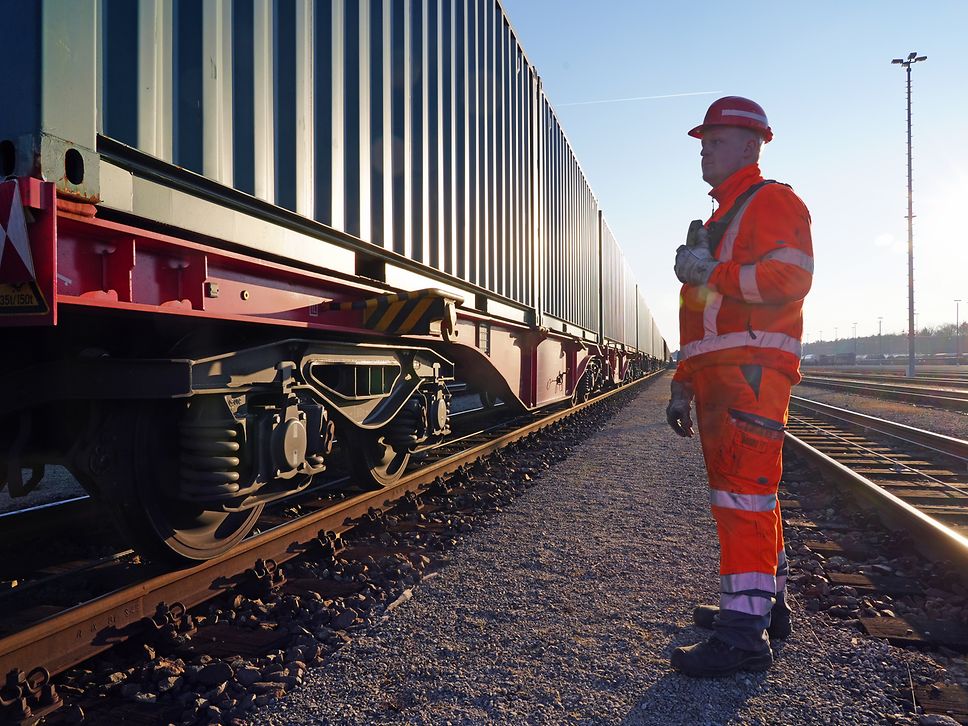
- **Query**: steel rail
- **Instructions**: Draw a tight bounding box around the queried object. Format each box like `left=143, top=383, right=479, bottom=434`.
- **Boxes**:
left=807, top=364, right=968, bottom=375
left=785, top=398, right=968, bottom=567
left=788, top=416, right=968, bottom=498
left=790, top=396, right=968, bottom=463
left=0, top=496, right=94, bottom=534
left=801, top=371, right=968, bottom=393
left=807, top=366, right=968, bottom=379
left=799, top=377, right=968, bottom=411
left=0, top=371, right=662, bottom=680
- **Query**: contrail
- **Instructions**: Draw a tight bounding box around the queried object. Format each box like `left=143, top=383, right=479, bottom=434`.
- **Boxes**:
left=558, top=90, right=721, bottom=108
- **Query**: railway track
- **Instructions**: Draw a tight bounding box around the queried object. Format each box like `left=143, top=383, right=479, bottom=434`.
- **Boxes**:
left=807, top=365, right=968, bottom=378
left=799, top=374, right=968, bottom=411
left=782, top=396, right=968, bottom=723
left=0, top=372, right=661, bottom=719
left=786, top=395, right=968, bottom=564
left=805, top=368, right=968, bottom=387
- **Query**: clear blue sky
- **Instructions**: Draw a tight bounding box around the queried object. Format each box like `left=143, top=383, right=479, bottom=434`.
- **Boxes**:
left=501, top=0, right=968, bottom=350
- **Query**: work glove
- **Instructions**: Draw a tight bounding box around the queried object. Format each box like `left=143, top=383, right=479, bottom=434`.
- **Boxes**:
left=674, top=244, right=719, bottom=286
left=666, top=380, right=694, bottom=438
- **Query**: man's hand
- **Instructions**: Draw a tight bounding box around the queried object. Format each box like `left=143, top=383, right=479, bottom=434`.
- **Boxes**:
left=674, top=244, right=719, bottom=286
left=666, top=380, right=694, bottom=438
left=685, top=220, right=710, bottom=249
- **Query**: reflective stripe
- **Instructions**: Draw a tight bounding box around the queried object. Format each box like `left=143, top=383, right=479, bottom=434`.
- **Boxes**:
left=700, top=187, right=760, bottom=339
left=739, top=265, right=762, bottom=303
left=680, top=330, right=802, bottom=361
left=722, top=108, right=769, bottom=125
left=776, top=575, right=787, bottom=593
left=721, top=572, right=777, bottom=594
left=710, top=489, right=778, bottom=512
left=718, top=197, right=757, bottom=262
left=703, top=291, right=723, bottom=338
left=720, top=592, right=774, bottom=616
left=764, top=246, right=815, bottom=274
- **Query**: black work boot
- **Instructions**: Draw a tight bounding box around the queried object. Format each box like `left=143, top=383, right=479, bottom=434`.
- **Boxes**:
left=670, top=636, right=773, bottom=678
left=692, top=604, right=792, bottom=640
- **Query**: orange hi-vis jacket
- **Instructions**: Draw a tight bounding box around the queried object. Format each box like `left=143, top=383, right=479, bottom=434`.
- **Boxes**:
left=673, top=163, right=813, bottom=385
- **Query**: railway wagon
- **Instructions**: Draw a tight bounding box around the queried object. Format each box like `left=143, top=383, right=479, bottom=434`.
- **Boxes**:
left=0, top=0, right=667, bottom=562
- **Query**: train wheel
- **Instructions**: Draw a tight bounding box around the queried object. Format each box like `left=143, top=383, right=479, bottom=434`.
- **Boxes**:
left=344, top=429, right=411, bottom=487
left=95, top=403, right=263, bottom=564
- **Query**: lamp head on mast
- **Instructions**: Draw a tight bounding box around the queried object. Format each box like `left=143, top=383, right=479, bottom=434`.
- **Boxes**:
left=892, top=54, right=927, bottom=67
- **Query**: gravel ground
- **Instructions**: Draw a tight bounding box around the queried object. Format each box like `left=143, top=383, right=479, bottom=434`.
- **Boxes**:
left=794, top=383, right=968, bottom=440
left=0, top=466, right=86, bottom=514
left=250, top=378, right=945, bottom=726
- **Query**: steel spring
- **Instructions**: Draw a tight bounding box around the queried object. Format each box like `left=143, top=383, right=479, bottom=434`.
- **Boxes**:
left=179, top=423, right=242, bottom=497
left=385, top=397, right=426, bottom=451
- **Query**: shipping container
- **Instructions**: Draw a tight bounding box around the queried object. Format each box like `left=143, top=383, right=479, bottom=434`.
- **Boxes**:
left=637, top=289, right=654, bottom=358
left=0, top=0, right=665, bottom=341
left=600, top=215, right=637, bottom=347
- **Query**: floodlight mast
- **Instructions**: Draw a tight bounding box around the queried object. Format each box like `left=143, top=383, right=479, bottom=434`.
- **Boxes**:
left=891, top=52, right=927, bottom=378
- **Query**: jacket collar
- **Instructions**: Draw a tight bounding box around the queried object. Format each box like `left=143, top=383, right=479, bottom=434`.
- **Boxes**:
left=709, top=163, right=764, bottom=209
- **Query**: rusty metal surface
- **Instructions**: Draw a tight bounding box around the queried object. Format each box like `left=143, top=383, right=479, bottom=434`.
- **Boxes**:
left=0, top=372, right=657, bottom=680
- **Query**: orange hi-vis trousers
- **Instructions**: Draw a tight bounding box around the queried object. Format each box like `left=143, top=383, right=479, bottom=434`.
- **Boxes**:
left=693, top=363, right=792, bottom=651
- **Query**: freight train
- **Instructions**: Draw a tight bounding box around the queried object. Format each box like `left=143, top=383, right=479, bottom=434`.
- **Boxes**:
left=0, top=0, right=668, bottom=563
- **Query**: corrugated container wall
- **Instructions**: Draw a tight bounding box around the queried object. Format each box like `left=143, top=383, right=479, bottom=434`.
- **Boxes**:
left=636, top=289, right=654, bottom=357
left=600, top=216, right=636, bottom=347
left=94, top=0, right=539, bottom=308
left=540, top=99, right=599, bottom=334
left=2, top=1, right=664, bottom=345
left=652, top=317, right=664, bottom=360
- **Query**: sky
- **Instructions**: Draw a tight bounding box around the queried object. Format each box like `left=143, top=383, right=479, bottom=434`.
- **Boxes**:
left=500, top=0, right=968, bottom=350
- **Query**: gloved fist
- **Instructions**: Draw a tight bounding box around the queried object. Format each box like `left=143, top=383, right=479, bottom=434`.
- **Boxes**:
left=666, top=380, right=694, bottom=438
left=685, top=220, right=710, bottom=249
left=674, top=244, right=719, bottom=286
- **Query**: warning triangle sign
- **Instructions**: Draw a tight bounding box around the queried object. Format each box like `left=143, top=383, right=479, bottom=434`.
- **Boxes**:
left=0, top=180, right=48, bottom=315
left=0, top=180, right=36, bottom=283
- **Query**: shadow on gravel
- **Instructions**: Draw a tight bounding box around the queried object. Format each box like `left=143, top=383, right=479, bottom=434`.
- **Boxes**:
left=619, top=656, right=770, bottom=726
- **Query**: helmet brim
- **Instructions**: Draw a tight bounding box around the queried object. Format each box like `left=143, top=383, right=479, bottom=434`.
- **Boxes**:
left=687, top=123, right=773, bottom=143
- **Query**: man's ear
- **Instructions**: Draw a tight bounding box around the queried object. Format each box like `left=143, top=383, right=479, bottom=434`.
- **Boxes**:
left=745, top=137, right=759, bottom=159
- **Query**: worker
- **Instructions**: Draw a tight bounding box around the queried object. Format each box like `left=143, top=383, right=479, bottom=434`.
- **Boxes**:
left=666, top=96, right=814, bottom=677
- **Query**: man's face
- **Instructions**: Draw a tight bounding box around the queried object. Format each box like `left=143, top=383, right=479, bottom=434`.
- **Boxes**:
left=700, top=126, right=756, bottom=187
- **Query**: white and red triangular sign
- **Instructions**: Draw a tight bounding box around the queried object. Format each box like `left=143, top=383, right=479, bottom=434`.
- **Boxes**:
left=0, top=180, right=48, bottom=314
left=0, top=180, right=35, bottom=283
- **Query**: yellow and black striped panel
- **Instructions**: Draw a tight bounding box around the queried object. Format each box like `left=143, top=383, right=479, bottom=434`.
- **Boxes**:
left=327, top=288, right=458, bottom=336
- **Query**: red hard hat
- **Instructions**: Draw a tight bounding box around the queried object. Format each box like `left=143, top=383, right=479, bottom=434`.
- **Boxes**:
left=688, top=96, right=773, bottom=143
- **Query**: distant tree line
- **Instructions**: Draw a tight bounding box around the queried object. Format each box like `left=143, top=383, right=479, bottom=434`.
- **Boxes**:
left=803, top=323, right=968, bottom=357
